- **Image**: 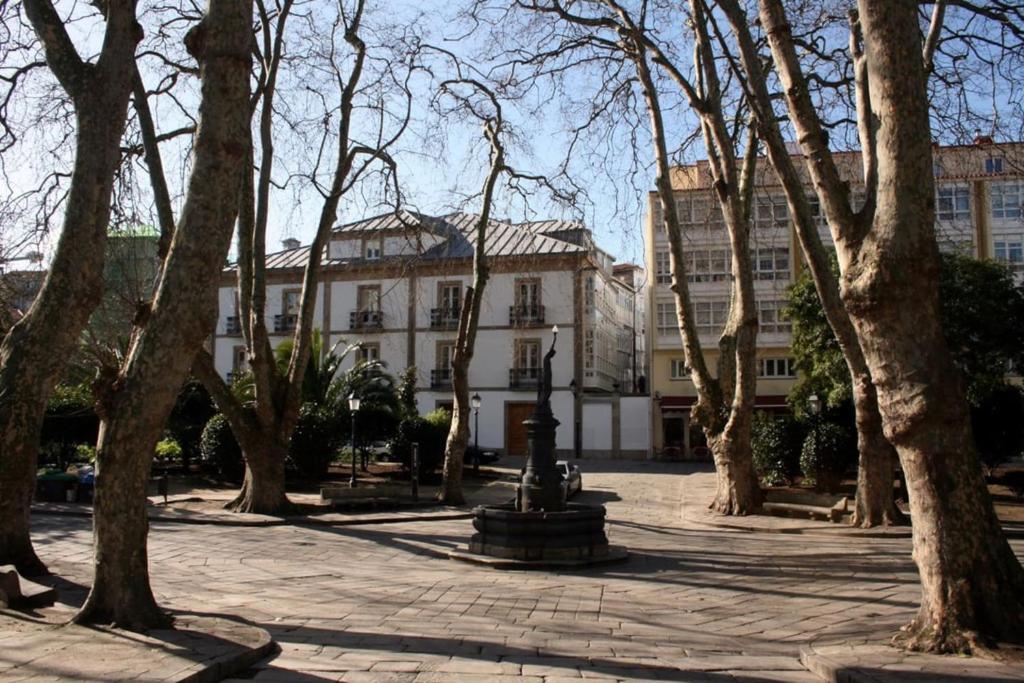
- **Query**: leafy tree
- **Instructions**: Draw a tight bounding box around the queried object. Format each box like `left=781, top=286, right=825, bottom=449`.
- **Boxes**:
left=787, top=252, right=1024, bottom=414
left=397, top=366, right=418, bottom=419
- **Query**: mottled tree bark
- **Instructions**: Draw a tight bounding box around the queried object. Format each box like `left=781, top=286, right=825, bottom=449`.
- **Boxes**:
left=760, top=0, right=1024, bottom=650
left=0, top=0, right=140, bottom=575
left=438, top=104, right=503, bottom=506
left=716, top=0, right=902, bottom=526
left=74, top=0, right=252, bottom=629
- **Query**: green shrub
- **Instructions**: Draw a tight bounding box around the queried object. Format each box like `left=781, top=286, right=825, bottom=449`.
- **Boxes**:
left=799, top=421, right=855, bottom=493
left=751, top=413, right=803, bottom=486
left=167, top=380, right=216, bottom=470
left=199, top=414, right=244, bottom=481
left=289, top=403, right=342, bottom=479
left=155, top=438, right=183, bottom=465
left=40, top=383, right=98, bottom=468
left=388, top=408, right=451, bottom=474
left=74, top=443, right=96, bottom=464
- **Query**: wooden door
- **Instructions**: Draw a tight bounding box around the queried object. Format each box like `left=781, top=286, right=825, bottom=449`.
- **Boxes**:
left=505, top=402, right=535, bottom=456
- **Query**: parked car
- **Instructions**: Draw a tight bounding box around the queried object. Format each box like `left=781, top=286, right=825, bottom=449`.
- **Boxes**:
left=557, top=460, right=582, bottom=498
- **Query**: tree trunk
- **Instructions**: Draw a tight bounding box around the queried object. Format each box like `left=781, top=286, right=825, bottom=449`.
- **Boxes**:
left=438, top=357, right=470, bottom=506
left=0, top=0, right=140, bottom=575
left=846, top=0, right=1024, bottom=651
left=75, top=0, right=252, bottom=630
left=850, top=374, right=903, bottom=527
left=707, top=428, right=761, bottom=515
left=226, top=438, right=291, bottom=514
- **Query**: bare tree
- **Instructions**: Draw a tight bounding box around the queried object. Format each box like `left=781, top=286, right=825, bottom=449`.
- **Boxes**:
left=191, top=0, right=414, bottom=514
left=707, top=0, right=903, bottom=527
left=756, top=0, right=1024, bottom=652
left=74, top=0, right=252, bottom=629
left=0, top=0, right=140, bottom=576
left=518, top=0, right=763, bottom=513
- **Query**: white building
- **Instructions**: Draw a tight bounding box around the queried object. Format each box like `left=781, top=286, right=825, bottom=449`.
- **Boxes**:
left=213, top=211, right=650, bottom=458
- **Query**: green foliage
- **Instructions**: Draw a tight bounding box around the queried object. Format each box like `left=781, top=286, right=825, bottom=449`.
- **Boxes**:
left=166, top=379, right=216, bottom=468
left=199, top=414, right=244, bottom=481
left=786, top=251, right=1024, bottom=466
left=40, top=383, right=98, bottom=467
left=800, top=421, right=856, bottom=492
left=397, top=366, right=418, bottom=418
left=938, top=252, right=1024, bottom=396
left=155, top=438, right=183, bottom=464
left=751, top=412, right=804, bottom=486
left=387, top=408, right=451, bottom=474
left=971, top=384, right=1024, bottom=475
left=288, top=403, right=343, bottom=479
left=75, top=443, right=96, bottom=464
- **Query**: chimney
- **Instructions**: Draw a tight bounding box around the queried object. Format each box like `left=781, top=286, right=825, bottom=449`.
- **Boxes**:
left=973, top=130, right=993, bottom=146
left=282, top=237, right=300, bottom=250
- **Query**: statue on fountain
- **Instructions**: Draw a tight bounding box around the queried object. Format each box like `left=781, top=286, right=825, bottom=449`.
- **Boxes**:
left=518, top=325, right=564, bottom=512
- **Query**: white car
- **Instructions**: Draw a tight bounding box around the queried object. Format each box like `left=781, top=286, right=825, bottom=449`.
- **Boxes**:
left=557, top=460, right=582, bottom=498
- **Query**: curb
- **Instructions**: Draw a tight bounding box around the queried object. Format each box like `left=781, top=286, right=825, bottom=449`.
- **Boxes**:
left=178, top=621, right=275, bottom=683
left=679, top=509, right=914, bottom=539
left=31, top=504, right=475, bottom=528
left=799, top=642, right=1024, bottom=683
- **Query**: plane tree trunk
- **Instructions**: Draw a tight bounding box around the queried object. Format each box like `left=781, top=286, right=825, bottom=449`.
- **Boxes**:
left=74, top=0, right=252, bottom=629
left=759, top=0, right=1024, bottom=650
left=716, top=0, right=902, bottom=526
left=0, top=0, right=140, bottom=576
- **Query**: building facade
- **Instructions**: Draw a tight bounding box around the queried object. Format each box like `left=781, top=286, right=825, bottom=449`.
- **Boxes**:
left=213, top=211, right=650, bottom=458
left=645, top=139, right=1024, bottom=459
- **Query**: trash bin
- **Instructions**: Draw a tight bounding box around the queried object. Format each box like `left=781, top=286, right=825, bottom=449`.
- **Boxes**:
left=36, top=471, right=78, bottom=503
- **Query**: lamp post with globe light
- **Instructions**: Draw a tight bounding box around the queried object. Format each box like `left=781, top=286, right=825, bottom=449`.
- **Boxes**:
left=471, top=392, right=482, bottom=475
left=348, top=394, right=361, bottom=488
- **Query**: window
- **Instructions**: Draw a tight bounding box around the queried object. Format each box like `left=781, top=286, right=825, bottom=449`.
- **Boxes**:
left=758, top=357, right=796, bottom=378
left=363, top=238, right=382, bottom=260
left=437, top=342, right=456, bottom=369
left=584, top=329, right=594, bottom=369
left=695, top=300, right=729, bottom=335
left=282, top=289, right=301, bottom=315
left=758, top=299, right=791, bottom=334
left=656, top=302, right=677, bottom=335
left=232, top=346, right=248, bottom=373
left=515, top=278, right=541, bottom=311
left=357, top=285, right=381, bottom=312
left=750, top=247, right=790, bottom=281
left=655, top=248, right=672, bottom=284
left=985, top=156, right=1004, bottom=174
left=438, top=282, right=461, bottom=316
left=675, top=197, right=724, bottom=231
left=936, top=185, right=971, bottom=221
left=994, top=236, right=1024, bottom=268
left=358, top=343, right=380, bottom=363
left=515, top=339, right=541, bottom=369
left=756, top=197, right=789, bottom=230
left=991, top=182, right=1022, bottom=220
left=670, top=358, right=690, bottom=380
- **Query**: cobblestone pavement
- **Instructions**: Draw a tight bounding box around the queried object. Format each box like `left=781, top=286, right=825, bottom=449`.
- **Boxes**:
left=27, top=459, right=1024, bottom=682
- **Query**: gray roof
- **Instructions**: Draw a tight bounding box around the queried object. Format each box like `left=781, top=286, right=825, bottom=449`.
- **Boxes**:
left=245, top=211, right=586, bottom=272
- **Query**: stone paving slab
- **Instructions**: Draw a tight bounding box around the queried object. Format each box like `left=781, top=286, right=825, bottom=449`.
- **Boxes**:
left=24, top=458, right=1024, bottom=683
left=801, top=643, right=1024, bottom=682
left=0, top=613, right=272, bottom=682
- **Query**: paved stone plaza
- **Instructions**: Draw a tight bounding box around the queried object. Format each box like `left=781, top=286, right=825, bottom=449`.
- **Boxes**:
left=19, top=460, right=1024, bottom=681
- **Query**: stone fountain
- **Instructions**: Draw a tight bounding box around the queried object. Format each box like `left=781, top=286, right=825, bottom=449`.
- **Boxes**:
left=450, top=327, right=627, bottom=568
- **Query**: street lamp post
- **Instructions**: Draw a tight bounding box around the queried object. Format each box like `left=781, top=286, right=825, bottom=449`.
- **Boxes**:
left=808, top=393, right=821, bottom=487
left=348, top=394, right=361, bottom=488
left=471, top=392, right=482, bottom=475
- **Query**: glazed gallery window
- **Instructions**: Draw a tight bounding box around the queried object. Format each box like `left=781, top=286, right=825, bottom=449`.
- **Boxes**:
left=655, top=248, right=671, bottom=284
left=758, top=299, right=791, bottom=334
left=994, top=236, right=1024, bottom=268
left=991, top=182, right=1022, bottom=220
left=755, top=197, right=789, bottom=230
left=936, top=185, right=971, bottom=221
left=750, top=247, right=790, bottom=281
left=695, top=300, right=729, bottom=335
left=656, top=302, right=677, bottom=335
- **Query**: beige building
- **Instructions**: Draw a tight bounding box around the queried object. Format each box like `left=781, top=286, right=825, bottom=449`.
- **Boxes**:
left=645, top=138, right=1024, bottom=459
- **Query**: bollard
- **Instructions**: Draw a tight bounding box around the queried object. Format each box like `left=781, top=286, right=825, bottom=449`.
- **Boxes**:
left=156, top=475, right=168, bottom=504
left=411, top=442, right=419, bottom=502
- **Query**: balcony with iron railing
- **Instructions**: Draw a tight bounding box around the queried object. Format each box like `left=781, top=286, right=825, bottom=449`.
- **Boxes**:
left=430, top=307, right=461, bottom=330
left=274, top=313, right=297, bottom=333
left=225, top=316, right=242, bottom=335
left=509, top=366, right=541, bottom=389
left=509, top=303, right=545, bottom=326
left=430, top=367, right=453, bottom=390
left=350, top=309, right=384, bottom=331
